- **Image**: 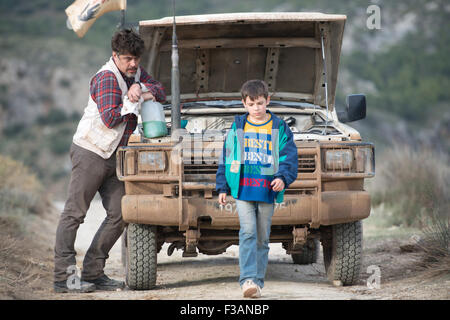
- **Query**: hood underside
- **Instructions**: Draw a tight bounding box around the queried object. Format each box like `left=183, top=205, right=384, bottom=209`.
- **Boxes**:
left=139, top=12, right=346, bottom=110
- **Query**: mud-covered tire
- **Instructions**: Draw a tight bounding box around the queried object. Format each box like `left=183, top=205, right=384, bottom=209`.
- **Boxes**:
left=291, top=239, right=320, bottom=265
left=126, top=223, right=157, bottom=290
left=321, top=221, right=363, bottom=286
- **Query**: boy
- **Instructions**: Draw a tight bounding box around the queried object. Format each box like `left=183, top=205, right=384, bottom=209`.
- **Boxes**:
left=216, top=80, right=298, bottom=298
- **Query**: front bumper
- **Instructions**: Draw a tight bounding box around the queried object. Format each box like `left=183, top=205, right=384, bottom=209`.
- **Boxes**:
left=121, top=190, right=371, bottom=229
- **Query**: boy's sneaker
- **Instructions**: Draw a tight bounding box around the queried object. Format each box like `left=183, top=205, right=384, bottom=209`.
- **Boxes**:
left=253, top=285, right=262, bottom=298
left=88, top=275, right=125, bottom=291
left=54, top=280, right=96, bottom=293
left=242, top=280, right=260, bottom=298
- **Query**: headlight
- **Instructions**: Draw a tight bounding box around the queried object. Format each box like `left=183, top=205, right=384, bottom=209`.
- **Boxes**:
left=138, top=151, right=166, bottom=172
left=325, top=149, right=353, bottom=170
left=355, top=147, right=375, bottom=175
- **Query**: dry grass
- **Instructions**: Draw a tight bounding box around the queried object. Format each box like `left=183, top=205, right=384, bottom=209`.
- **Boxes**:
left=418, top=213, right=450, bottom=278
left=370, top=144, right=449, bottom=228
left=0, top=219, right=43, bottom=299
left=0, top=155, right=53, bottom=299
left=368, top=144, right=449, bottom=280
left=0, top=155, right=49, bottom=215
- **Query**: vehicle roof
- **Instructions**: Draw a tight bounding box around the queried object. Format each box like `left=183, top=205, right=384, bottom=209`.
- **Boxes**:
left=140, top=12, right=347, bottom=27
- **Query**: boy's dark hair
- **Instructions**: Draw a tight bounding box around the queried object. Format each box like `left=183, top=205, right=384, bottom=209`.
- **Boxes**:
left=241, top=79, right=269, bottom=101
left=111, top=28, right=145, bottom=57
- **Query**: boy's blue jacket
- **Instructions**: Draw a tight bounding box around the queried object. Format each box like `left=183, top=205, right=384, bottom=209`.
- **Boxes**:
left=215, top=110, right=298, bottom=203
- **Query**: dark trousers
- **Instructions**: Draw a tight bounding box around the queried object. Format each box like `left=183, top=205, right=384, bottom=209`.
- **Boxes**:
left=54, top=143, right=125, bottom=282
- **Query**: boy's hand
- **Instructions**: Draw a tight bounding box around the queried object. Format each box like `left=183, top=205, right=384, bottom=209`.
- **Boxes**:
left=218, top=193, right=227, bottom=205
left=271, top=178, right=285, bottom=192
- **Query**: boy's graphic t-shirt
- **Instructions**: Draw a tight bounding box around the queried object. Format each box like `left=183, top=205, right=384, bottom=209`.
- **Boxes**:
left=237, top=114, right=276, bottom=203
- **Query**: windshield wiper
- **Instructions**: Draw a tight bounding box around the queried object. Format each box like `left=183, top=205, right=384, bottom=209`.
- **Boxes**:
left=163, top=101, right=314, bottom=111
left=268, top=102, right=306, bottom=109
left=163, top=102, right=245, bottom=111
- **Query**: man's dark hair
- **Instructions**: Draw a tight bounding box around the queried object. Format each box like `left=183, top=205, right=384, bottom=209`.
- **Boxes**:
left=111, top=28, right=145, bottom=57
left=241, top=79, right=269, bottom=101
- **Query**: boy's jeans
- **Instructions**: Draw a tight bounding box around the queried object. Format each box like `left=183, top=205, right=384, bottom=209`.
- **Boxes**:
left=235, top=199, right=275, bottom=289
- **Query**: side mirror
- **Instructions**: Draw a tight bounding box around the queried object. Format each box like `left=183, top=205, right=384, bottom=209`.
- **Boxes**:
left=337, top=94, right=367, bottom=123
left=346, top=94, right=366, bottom=122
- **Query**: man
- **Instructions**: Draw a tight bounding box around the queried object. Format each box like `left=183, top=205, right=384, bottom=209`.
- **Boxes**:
left=54, top=28, right=165, bottom=293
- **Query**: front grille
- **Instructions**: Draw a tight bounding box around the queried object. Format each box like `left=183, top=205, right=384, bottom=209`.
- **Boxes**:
left=182, top=153, right=316, bottom=175
left=298, top=154, right=316, bottom=173
left=183, top=152, right=218, bottom=181
left=117, top=149, right=127, bottom=178
left=183, top=162, right=218, bottom=175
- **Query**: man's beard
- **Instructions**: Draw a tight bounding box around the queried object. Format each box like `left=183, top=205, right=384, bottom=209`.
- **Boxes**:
left=125, top=69, right=137, bottom=78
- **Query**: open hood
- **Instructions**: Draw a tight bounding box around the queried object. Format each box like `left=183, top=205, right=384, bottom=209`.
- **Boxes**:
left=139, top=12, right=346, bottom=110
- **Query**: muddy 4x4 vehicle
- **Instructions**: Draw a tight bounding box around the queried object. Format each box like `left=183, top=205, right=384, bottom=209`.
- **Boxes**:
left=117, top=12, right=375, bottom=290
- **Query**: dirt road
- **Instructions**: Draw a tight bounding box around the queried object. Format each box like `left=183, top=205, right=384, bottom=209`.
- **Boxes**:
left=29, top=200, right=449, bottom=300
left=65, top=201, right=357, bottom=300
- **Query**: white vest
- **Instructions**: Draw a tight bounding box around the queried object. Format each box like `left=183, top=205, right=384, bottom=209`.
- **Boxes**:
left=73, top=57, right=141, bottom=159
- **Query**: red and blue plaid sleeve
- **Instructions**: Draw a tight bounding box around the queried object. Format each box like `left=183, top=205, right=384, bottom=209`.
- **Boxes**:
left=90, top=70, right=126, bottom=129
left=90, top=70, right=137, bottom=147
left=139, top=68, right=166, bottom=102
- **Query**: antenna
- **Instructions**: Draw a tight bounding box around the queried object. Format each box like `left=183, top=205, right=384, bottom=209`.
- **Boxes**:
left=119, top=9, right=125, bottom=29
left=171, top=0, right=181, bottom=133
left=320, top=29, right=330, bottom=135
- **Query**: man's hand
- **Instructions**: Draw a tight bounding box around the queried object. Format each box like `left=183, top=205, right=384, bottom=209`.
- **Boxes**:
left=142, top=91, right=156, bottom=102
left=218, top=193, right=227, bottom=205
left=271, top=178, right=285, bottom=192
left=127, top=83, right=142, bottom=103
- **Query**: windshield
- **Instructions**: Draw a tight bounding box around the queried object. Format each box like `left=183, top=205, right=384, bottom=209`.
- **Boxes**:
left=162, top=100, right=319, bottom=110
left=157, top=99, right=344, bottom=138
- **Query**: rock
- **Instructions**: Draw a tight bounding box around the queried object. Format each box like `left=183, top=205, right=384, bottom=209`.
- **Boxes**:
left=333, top=280, right=343, bottom=287
left=399, top=235, right=425, bottom=252
left=400, top=244, right=421, bottom=252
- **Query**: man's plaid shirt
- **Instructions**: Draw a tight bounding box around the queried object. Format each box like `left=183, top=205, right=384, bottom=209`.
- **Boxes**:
left=90, top=66, right=166, bottom=147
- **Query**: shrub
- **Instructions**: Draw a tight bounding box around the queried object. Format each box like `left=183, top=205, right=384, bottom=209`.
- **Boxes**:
left=417, top=208, right=450, bottom=277
left=0, top=154, right=47, bottom=215
left=421, top=209, right=449, bottom=257
left=36, top=109, right=68, bottom=125
left=48, top=131, right=71, bottom=155
left=370, top=144, right=450, bottom=228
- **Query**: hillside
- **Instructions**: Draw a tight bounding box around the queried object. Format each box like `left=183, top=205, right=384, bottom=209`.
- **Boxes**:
left=0, top=0, right=449, bottom=199
left=0, top=1, right=448, bottom=301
